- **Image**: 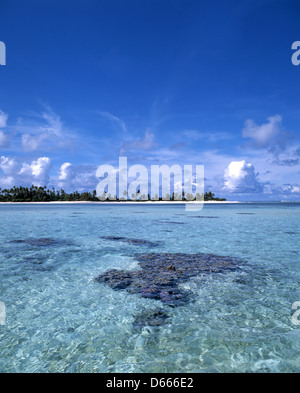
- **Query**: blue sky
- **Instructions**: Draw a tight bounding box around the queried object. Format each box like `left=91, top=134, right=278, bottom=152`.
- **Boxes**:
left=0, top=0, right=300, bottom=200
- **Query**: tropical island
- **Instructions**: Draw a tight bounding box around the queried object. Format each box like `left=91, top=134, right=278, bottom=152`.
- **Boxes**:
left=0, top=186, right=227, bottom=202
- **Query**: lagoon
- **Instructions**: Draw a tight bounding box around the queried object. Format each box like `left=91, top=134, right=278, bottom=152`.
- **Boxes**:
left=0, top=203, right=299, bottom=372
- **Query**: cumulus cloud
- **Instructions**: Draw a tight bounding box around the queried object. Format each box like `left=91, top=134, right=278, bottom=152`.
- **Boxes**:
left=291, top=185, right=300, bottom=193
left=58, top=162, right=98, bottom=191
left=263, top=183, right=300, bottom=200
left=59, top=162, right=72, bottom=183
left=0, top=156, right=51, bottom=188
left=224, top=160, right=263, bottom=193
left=0, top=156, right=18, bottom=176
left=19, top=157, right=51, bottom=186
left=241, top=115, right=300, bottom=167
left=0, top=157, right=98, bottom=191
left=242, top=115, right=282, bottom=148
left=274, top=147, right=300, bottom=167
left=282, top=184, right=300, bottom=194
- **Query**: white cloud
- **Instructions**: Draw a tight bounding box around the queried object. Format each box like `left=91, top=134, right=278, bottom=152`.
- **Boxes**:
left=59, top=162, right=72, bottom=182
left=242, top=115, right=300, bottom=167
left=0, top=157, right=98, bottom=191
left=224, top=160, right=263, bottom=193
left=0, top=110, right=8, bottom=128
left=281, top=184, right=300, bottom=194
left=19, top=106, right=74, bottom=152
left=98, top=111, right=127, bottom=133
left=263, top=183, right=300, bottom=200
left=291, top=186, right=300, bottom=193
left=31, top=157, right=51, bottom=178
left=0, top=176, right=15, bottom=188
left=21, top=133, right=48, bottom=152
left=19, top=157, right=52, bottom=186
left=0, top=131, right=9, bottom=148
left=183, top=130, right=232, bottom=143
left=0, top=152, right=98, bottom=191
left=0, top=156, right=51, bottom=188
left=58, top=162, right=97, bottom=191
left=242, top=115, right=282, bottom=148
left=0, top=156, right=18, bottom=176
left=98, top=111, right=158, bottom=157
left=0, top=110, right=9, bottom=147
left=120, top=129, right=156, bottom=154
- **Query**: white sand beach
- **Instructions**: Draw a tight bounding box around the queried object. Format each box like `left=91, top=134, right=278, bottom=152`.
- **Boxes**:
left=0, top=200, right=242, bottom=204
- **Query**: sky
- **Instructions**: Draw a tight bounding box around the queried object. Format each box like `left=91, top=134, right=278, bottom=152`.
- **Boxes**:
left=0, top=0, right=300, bottom=200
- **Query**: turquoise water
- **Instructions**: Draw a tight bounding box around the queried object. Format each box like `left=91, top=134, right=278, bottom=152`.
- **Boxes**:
left=0, top=203, right=300, bottom=373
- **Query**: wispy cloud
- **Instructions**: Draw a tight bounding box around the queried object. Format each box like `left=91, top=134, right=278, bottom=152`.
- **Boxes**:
left=120, top=129, right=157, bottom=154
left=0, top=131, right=9, bottom=148
left=0, top=110, right=10, bottom=148
left=98, top=111, right=127, bottom=133
left=97, top=110, right=158, bottom=156
left=0, top=110, right=8, bottom=128
left=16, top=105, right=75, bottom=152
left=183, top=130, right=233, bottom=143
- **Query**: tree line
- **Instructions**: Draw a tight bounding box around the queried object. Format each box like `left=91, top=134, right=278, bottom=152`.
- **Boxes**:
left=0, top=186, right=226, bottom=202
left=0, top=186, right=98, bottom=202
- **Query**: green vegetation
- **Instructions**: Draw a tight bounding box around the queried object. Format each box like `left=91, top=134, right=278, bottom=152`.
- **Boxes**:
left=0, top=186, right=98, bottom=202
left=203, top=191, right=227, bottom=201
left=0, top=186, right=226, bottom=202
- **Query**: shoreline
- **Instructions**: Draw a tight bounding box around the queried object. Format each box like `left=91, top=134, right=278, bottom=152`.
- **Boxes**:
left=0, top=200, right=242, bottom=205
left=0, top=201, right=241, bottom=205
left=0, top=201, right=298, bottom=205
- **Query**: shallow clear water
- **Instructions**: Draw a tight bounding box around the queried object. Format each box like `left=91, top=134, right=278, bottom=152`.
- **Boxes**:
left=0, top=203, right=300, bottom=373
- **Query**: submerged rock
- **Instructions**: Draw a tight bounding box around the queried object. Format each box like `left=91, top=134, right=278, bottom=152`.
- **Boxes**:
left=98, top=269, right=134, bottom=290
left=96, top=252, right=241, bottom=307
left=10, top=238, right=57, bottom=246
left=10, top=238, right=74, bottom=249
left=133, top=308, right=170, bottom=328
left=101, top=236, right=160, bottom=248
left=191, top=216, right=219, bottom=219
left=156, top=221, right=185, bottom=225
